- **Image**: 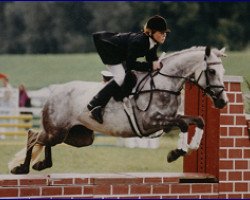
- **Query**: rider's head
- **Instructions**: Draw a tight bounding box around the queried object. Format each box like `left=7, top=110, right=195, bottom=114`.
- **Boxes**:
left=144, top=15, right=171, bottom=44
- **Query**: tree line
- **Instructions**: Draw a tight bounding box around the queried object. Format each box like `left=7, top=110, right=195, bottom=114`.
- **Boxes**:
left=0, top=2, right=249, bottom=54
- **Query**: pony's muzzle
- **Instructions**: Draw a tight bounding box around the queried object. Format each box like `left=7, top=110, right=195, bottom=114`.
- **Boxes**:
left=213, top=98, right=227, bottom=109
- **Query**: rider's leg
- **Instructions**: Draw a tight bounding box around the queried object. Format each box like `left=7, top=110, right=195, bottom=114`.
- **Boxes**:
left=106, top=64, right=126, bottom=86
left=87, top=64, right=125, bottom=124
left=87, top=80, right=120, bottom=124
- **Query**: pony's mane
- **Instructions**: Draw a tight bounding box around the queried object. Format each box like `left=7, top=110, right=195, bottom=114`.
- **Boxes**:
left=162, top=46, right=206, bottom=60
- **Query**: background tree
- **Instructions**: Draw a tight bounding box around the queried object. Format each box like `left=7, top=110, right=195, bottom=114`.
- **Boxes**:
left=0, top=2, right=249, bottom=54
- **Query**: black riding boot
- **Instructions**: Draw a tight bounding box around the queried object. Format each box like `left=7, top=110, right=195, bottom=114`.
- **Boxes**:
left=87, top=80, right=120, bottom=124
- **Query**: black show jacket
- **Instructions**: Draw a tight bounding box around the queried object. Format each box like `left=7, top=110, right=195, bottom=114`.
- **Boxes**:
left=93, top=31, right=159, bottom=72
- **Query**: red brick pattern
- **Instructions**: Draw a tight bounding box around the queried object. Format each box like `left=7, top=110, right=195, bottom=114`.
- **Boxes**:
left=219, top=79, right=250, bottom=198
left=0, top=173, right=218, bottom=198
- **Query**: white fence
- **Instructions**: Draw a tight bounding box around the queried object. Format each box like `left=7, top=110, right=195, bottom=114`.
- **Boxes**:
left=0, top=87, right=42, bottom=138
left=0, top=88, right=20, bottom=138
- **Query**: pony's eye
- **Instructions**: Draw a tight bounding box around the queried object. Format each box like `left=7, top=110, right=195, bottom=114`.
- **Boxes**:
left=208, top=69, right=216, bottom=75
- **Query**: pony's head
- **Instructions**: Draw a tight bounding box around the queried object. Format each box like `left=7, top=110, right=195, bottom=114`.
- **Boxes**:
left=194, top=46, right=228, bottom=109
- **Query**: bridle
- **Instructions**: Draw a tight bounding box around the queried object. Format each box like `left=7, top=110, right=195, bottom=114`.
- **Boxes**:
left=191, top=59, right=225, bottom=99
left=157, top=56, right=225, bottom=97
left=132, top=55, right=225, bottom=111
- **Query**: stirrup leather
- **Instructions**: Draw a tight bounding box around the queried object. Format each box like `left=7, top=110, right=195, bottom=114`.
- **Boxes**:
left=90, top=106, right=104, bottom=124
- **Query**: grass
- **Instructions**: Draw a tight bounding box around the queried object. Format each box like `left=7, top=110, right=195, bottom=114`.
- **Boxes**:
left=0, top=133, right=182, bottom=174
left=0, top=53, right=103, bottom=90
left=222, top=51, right=250, bottom=91
left=0, top=50, right=249, bottom=90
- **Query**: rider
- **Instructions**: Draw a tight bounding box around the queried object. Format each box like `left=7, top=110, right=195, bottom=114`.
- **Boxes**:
left=87, top=15, right=170, bottom=124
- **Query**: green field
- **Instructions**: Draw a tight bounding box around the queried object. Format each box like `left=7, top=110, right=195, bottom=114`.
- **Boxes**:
left=0, top=50, right=249, bottom=90
left=0, top=50, right=249, bottom=175
left=0, top=53, right=103, bottom=90
left=0, top=133, right=182, bottom=174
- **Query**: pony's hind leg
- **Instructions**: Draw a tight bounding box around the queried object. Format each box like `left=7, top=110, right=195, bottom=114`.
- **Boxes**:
left=64, top=125, right=94, bottom=147
left=32, top=125, right=94, bottom=171
left=10, top=146, right=33, bottom=174
left=10, top=130, right=40, bottom=174
left=31, top=127, right=67, bottom=171
left=32, top=145, right=52, bottom=171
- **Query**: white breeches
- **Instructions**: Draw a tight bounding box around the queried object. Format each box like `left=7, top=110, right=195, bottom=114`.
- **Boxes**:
left=107, top=64, right=125, bottom=86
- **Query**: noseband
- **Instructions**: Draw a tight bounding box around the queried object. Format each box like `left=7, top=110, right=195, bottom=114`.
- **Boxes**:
left=195, top=60, right=225, bottom=99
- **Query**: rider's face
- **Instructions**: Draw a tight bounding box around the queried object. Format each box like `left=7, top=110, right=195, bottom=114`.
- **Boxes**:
left=153, top=31, right=168, bottom=44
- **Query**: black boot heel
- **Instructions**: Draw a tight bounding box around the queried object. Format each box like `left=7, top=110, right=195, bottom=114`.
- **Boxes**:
left=87, top=104, right=94, bottom=111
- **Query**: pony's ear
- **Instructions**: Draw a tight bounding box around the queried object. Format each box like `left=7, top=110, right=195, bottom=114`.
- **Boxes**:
left=219, top=47, right=227, bottom=57
left=213, top=47, right=227, bottom=57
left=205, top=46, right=211, bottom=57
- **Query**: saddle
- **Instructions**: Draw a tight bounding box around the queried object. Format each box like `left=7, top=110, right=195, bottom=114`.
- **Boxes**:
left=112, top=71, right=164, bottom=138
left=113, top=71, right=137, bottom=102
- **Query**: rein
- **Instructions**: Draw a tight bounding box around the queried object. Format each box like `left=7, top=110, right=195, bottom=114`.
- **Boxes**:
left=130, top=60, right=224, bottom=112
left=131, top=72, right=181, bottom=112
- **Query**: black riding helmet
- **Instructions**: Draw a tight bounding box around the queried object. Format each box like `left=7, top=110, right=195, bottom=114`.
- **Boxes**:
left=146, top=15, right=171, bottom=33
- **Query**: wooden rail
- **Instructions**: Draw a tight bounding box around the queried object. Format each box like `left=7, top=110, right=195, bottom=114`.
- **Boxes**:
left=0, top=114, right=33, bottom=136
left=0, top=115, right=33, bottom=120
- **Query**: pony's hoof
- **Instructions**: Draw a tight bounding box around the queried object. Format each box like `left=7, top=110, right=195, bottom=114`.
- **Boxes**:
left=32, top=161, right=52, bottom=171
left=11, top=164, right=29, bottom=174
left=167, top=149, right=187, bottom=163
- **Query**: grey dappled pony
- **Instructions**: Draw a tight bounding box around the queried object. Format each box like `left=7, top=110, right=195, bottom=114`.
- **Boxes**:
left=9, top=46, right=228, bottom=174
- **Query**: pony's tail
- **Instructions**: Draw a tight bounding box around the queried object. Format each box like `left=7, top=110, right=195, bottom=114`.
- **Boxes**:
left=8, top=144, right=44, bottom=172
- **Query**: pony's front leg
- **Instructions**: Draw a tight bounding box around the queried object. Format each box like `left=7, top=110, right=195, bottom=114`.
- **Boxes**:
left=179, top=115, right=205, bottom=151
left=166, top=118, right=189, bottom=163
left=189, top=127, right=204, bottom=150
left=166, top=115, right=204, bottom=163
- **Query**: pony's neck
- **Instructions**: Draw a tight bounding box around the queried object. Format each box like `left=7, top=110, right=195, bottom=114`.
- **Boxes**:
left=133, top=49, right=205, bottom=92
left=160, top=51, right=204, bottom=78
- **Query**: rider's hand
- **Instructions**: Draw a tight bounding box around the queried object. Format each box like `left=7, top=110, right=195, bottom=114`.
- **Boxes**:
left=152, top=61, right=162, bottom=71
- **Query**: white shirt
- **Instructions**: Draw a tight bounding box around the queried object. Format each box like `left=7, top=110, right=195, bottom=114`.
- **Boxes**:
left=149, top=37, right=157, bottom=49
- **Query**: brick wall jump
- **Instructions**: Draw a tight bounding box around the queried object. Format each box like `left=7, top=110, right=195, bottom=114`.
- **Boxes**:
left=219, top=76, right=250, bottom=199
left=0, top=173, right=218, bottom=199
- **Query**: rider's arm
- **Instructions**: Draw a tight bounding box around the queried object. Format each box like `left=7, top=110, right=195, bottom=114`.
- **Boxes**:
left=126, top=41, right=157, bottom=72
left=146, top=45, right=161, bottom=71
